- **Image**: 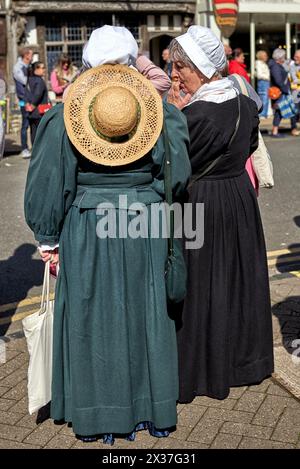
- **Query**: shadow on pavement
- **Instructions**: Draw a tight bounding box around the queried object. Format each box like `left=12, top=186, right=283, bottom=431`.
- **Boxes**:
left=275, top=243, right=300, bottom=275
left=272, top=295, right=300, bottom=357
left=0, top=243, right=44, bottom=336
left=3, top=137, right=21, bottom=157
left=276, top=217, right=300, bottom=274
left=273, top=217, right=300, bottom=357
left=294, top=216, right=300, bottom=228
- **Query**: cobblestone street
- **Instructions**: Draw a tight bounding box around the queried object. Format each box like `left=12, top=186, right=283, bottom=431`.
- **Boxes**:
left=0, top=274, right=299, bottom=450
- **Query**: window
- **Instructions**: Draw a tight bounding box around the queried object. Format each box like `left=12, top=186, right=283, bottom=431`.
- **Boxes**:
left=66, top=23, right=82, bottom=41
left=115, top=14, right=141, bottom=40
left=46, top=45, right=63, bottom=75
left=45, top=26, right=62, bottom=42
left=155, top=15, right=160, bottom=30
left=45, top=21, right=90, bottom=74
left=87, top=22, right=105, bottom=39
left=67, top=44, right=84, bottom=68
left=44, top=16, right=140, bottom=74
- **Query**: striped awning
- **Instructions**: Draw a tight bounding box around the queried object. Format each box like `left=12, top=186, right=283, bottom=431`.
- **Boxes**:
left=213, top=0, right=239, bottom=38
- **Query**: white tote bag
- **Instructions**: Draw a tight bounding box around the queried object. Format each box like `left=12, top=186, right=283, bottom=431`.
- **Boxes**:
left=22, top=261, right=54, bottom=415
left=252, top=132, right=274, bottom=188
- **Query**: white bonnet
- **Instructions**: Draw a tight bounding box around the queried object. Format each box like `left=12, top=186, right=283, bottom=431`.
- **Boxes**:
left=82, top=25, right=138, bottom=68
left=176, top=25, right=227, bottom=78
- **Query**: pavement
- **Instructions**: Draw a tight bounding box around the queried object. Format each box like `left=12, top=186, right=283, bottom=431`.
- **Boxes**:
left=0, top=130, right=299, bottom=449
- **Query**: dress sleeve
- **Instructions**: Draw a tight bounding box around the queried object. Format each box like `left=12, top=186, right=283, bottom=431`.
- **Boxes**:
left=136, top=55, right=171, bottom=96
left=151, top=102, right=191, bottom=200
left=24, top=104, right=78, bottom=245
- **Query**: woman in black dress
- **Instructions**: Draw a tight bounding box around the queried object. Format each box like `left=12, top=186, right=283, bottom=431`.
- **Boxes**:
left=168, top=26, right=274, bottom=401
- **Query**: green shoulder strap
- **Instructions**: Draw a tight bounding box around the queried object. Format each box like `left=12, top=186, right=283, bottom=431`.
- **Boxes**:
left=163, top=122, right=174, bottom=257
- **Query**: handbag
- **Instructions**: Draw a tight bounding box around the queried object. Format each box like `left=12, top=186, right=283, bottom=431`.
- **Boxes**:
left=252, top=132, right=274, bottom=188
left=37, top=103, right=52, bottom=115
left=233, top=73, right=274, bottom=188
left=268, top=86, right=282, bottom=100
left=25, top=103, right=35, bottom=113
left=163, top=122, right=187, bottom=304
left=22, top=261, right=54, bottom=414
left=276, top=93, right=297, bottom=119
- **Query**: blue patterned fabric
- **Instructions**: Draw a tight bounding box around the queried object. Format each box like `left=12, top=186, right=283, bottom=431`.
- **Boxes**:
left=77, top=421, right=170, bottom=445
left=277, top=94, right=297, bottom=119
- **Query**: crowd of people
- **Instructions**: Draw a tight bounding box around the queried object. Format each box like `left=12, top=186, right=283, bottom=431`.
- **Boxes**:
left=12, top=48, right=78, bottom=158
left=224, top=45, right=300, bottom=137
left=23, top=24, right=274, bottom=444
left=8, top=36, right=300, bottom=161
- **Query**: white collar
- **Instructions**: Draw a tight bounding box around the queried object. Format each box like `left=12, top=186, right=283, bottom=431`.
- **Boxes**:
left=186, top=78, right=237, bottom=107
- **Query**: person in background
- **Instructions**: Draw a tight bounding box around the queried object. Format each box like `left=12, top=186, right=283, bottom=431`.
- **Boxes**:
left=13, top=47, right=33, bottom=158
left=50, top=54, right=77, bottom=102
left=269, top=48, right=299, bottom=137
left=25, top=62, right=49, bottom=145
left=228, top=48, right=250, bottom=83
left=290, top=49, right=300, bottom=121
left=136, top=54, right=171, bottom=96
left=162, top=48, right=172, bottom=79
left=255, top=50, right=270, bottom=119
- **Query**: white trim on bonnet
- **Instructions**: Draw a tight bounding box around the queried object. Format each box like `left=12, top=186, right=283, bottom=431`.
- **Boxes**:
left=176, top=33, right=216, bottom=79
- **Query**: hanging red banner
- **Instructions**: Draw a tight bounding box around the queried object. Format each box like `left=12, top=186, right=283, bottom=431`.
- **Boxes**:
left=213, top=0, right=239, bottom=38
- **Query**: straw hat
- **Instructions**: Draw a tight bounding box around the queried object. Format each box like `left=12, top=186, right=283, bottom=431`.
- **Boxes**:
left=64, top=64, right=163, bottom=166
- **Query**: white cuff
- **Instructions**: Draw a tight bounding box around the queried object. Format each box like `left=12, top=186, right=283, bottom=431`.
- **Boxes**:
left=39, top=243, right=59, bottom=252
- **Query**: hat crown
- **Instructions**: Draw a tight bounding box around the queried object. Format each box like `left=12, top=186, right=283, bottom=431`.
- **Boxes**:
left=92, top=87, right=138, bottom=138
left=64, top=64, right=163, bottom=166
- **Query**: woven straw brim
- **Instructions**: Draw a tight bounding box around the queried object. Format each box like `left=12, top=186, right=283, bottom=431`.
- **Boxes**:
left=64, top=64, right=163, bottom=166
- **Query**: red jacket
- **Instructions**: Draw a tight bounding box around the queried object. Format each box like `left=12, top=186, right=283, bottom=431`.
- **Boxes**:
left=228, top=60, right=250, bottom=83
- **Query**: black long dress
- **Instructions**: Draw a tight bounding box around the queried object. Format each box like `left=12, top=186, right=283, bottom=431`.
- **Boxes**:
left=176, top=94, right=274, bottom=402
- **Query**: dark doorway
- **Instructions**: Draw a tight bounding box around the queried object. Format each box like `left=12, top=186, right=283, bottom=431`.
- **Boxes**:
left=150, top=34, right=174, bottom=67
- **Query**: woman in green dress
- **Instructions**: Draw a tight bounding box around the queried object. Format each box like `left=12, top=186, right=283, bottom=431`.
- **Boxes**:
left=24, top=26, right=191, bottom=444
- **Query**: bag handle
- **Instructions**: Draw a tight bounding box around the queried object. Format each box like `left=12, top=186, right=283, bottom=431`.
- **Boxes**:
left=163, top=122, right=174, bottom=257
left=40, top=261, right=50, bottom=314
left=232, top=73, right=249, bottom=97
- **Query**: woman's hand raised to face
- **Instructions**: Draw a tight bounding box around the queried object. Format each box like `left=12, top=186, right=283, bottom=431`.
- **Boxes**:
left=167, top=81, right=191, bottom=110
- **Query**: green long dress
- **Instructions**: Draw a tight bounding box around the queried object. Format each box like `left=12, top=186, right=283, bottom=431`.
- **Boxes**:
left=24, top=102, right=191, bottom=436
